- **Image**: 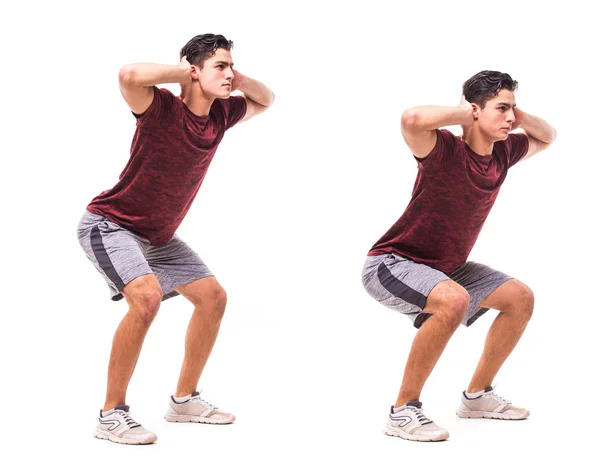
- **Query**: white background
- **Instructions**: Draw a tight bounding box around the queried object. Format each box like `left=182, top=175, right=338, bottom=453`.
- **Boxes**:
left=1, top=0, right=598, bottom=464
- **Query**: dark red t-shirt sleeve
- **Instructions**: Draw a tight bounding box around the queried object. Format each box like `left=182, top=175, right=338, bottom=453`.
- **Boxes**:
left=134, top=87, right=176, bottom=125
left=506, top=133, right=529, bottom=167
left=415, top=129, right=455, bottom=168
left=219, top=95, right=247, bottom=130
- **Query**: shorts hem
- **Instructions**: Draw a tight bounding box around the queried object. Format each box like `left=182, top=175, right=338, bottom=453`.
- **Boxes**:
left=463, top=276, right=513, bottom=327
left=159, top=271, right=215, bottom=302
left=465, top=307, right=489, bottom=327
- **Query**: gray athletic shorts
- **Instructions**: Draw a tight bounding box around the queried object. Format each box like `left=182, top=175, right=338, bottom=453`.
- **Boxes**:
left=77, top=210, right=213, bottom=301
left=362, top=253, right=512, bottom=328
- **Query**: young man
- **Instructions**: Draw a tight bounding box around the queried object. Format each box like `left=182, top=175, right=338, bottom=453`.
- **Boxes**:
left=362, top=71, right=555, bottom=442
left=77, top=34, right=274, bottom=445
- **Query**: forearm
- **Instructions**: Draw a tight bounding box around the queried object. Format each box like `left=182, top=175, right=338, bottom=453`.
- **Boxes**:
left=402, top=105, right=472, bottom=130
left=517, top=112, right=556, bottom=144
left=119, top=63, right=188, bottom=87
left=237, top=74, right=275, bottom=107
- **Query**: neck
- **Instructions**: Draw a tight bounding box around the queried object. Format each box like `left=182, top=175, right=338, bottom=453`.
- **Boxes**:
left=462, top=125, right=495, bottom=156
left=182, top=83, right=214, bottom=117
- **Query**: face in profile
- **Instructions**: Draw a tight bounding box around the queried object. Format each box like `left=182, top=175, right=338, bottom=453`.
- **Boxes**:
left=476, top=89, right=517, bottom=141
left=195, top=48, right=235, bottom=99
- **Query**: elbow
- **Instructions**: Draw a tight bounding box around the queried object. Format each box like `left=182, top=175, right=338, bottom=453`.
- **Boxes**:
left=262, top=91, right=275, bottom=108
left=401, top=109, right=421, bottom=130
left=256, top=91, right=275, bottom=109
left=119, top=65, right=138, bottom=86
left=537, top=127, right=557, bottom=145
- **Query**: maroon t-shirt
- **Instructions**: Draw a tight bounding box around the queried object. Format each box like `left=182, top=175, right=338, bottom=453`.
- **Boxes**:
left=88, top=87, right=247, bottom=245
left=368, top=129, right=529, bottom=275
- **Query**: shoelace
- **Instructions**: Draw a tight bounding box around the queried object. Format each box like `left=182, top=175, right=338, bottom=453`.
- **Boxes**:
left=191, top=390, right=217, bottom=409
left=486, top=392, right=511, bottom=405
left=407, top=406, right=432, bottom=425
left=483, top=386, right=511, bottom=405
left=116, top=410, right=141, bottom=428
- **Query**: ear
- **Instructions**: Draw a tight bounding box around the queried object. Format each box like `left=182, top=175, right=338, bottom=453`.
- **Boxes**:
left=471, top=103, right=480, bottom=120
left=190, top=65, right=200, bottom=81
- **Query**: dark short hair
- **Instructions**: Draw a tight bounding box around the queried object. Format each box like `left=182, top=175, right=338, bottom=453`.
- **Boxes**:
left=463, top=71, right=518, bottom=108
left=180, top=34, right=233, bottom=68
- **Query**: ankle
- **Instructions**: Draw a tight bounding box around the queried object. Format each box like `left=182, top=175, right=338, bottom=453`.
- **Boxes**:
left=174, top=389, right=197, bottom=398
left=172, top=393, right=196, bottom=403
left=395, top=396, right=420, bottom=408
left=102, top=401, right=125, bottom=413
left=465, top=385, right=490, bottom=398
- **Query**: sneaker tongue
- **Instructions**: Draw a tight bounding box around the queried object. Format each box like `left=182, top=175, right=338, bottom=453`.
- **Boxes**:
left=406, top=401, right=422, bottom=409
left=114, top=405, right=130, bottom=412
left=484, top=386, right=494, bottom=393
left=191, top=391, right=200, bottom=397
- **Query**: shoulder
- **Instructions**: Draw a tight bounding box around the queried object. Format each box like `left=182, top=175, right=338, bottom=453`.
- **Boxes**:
left=210, top=95, right=247, bottom=128
left=493, top=132, right=529, bottom=167
left=508, top=132, right=528, bottom=150
left=494, top=132, right=528, bottom=156
left=154, top=87, right=180, bottom=111
left=495, top=132, right=527, bottom=150
left=416, top=129, right=460, bottom=166
left=211, top=95, right=246, bottom=114
left=135, top=87, right=180, bottom=122
left=438, top=129, right=460, bottom=146
left=433, top=128, right=461, bottom=155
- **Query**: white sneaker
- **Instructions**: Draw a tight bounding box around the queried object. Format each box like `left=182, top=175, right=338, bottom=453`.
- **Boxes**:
left=164, top=390, right=235, bottom=424
left=384, top=401, right=449, bottom=442
left=456, top=386, right=530, bottom=420
left=93, top=405, right=157, bottom=445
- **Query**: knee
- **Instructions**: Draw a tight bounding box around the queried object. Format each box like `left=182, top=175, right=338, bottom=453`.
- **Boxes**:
left=510, top=282, right=535, bottom=319
left=211, top=285, right=227, bottom=318
left=433, top=283, right=470, bottom=328
left=190, top=283, right=227, bottom=319
left=130, top=288, right=162, bottom=326
left=445, top=290, right=470, bottom=327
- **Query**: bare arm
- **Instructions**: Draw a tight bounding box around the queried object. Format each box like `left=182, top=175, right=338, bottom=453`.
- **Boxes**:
left=231, top=70, right=275, bottom=122
left=513, top=108, right=556, bottom=160
left=118, top=58, right=192, bottom=114
left=401, top=99, right=473, bottom=159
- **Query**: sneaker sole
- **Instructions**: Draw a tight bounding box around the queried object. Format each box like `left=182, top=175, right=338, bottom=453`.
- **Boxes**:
left=383, top=426, right=449, bottom=442
left=164, top=414, right=236, bottom=424
left=456, top=409, right=530, bottom=420
left=93, top=429, right=157, bottom=445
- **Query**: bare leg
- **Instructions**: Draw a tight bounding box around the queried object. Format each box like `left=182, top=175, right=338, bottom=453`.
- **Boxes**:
left=395, top=280, right=470, bottom=407
left=466, top=279, right=534, bottom=392
left=173, top=276, right=227, bottom=397
left=104, top=274, right=162, bottom=412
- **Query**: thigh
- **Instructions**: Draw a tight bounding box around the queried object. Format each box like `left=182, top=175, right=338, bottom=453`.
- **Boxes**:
left=77, top=210, right=153, bottom=301
left=362, top=253, right=450, bottom=328
left=145, top=234, right=213, bottom=301
left=479, top=278, right=534, bottom=313
left=449, top=261, right=511, bottom=326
